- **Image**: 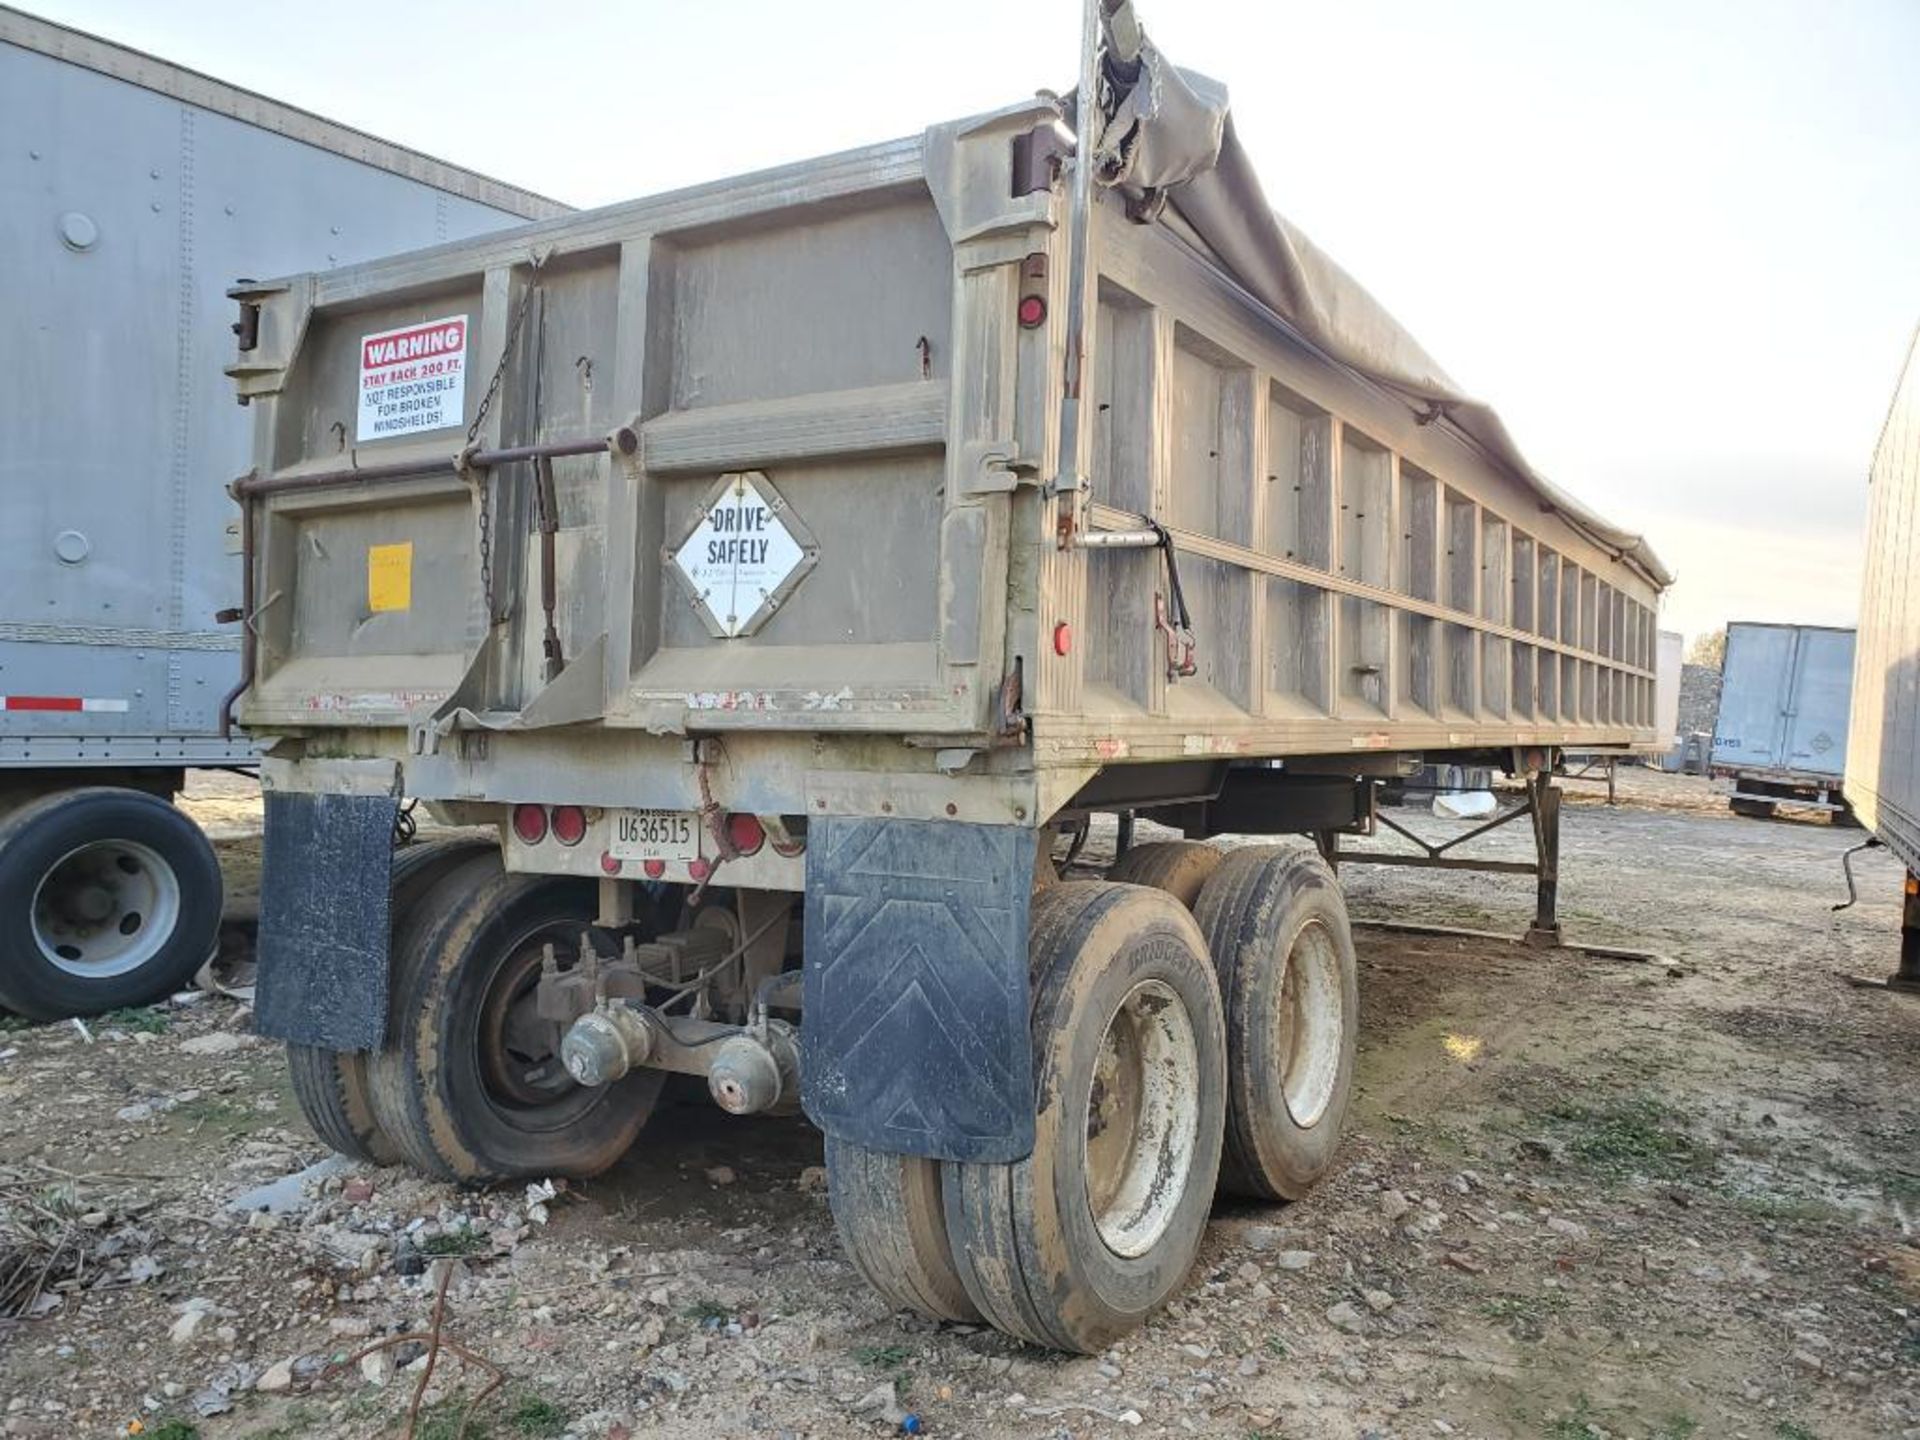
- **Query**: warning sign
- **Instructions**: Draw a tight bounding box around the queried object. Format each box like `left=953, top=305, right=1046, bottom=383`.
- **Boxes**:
left=669, top=472, right=814, bottom=638
left=356, top=315, right=468, bottom=442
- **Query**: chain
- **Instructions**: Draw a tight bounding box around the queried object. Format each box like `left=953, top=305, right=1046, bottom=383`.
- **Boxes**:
left=461, top=253, right=547, bottom=623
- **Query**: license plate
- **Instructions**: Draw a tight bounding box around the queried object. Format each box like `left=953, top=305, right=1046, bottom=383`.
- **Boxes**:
left=608, top=809, right=700, bottom=862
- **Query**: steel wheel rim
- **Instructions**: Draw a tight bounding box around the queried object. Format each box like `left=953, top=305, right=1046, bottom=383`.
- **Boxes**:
left=1084, top=977, right=1201, bottom=1259
left=1277, top=918, right=1343, bottom=1129
left=476, top=925, right=597, bottom=1125
left=31, top=839, right=182, bottom=979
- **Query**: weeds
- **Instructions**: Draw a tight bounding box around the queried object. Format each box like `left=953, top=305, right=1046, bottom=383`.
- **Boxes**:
left=101, top=1006, right=170, bottom=1035
left=1542, top=1095, right=1704, bottom=1182
left=682, top=1296, right=730, bottom=1325
left=853, top=1342, right=914, bottom=1369
left=420, top=1225, right=487, bottom=1258
left=506, top=1392, right=568, bottom=1437
left=1774, top=1423, right=1817, bottom=1440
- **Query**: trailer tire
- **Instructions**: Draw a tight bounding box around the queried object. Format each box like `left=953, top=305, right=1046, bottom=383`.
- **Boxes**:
left=826, top=1136, right=980, bottom=1323
left=943, top=882, right=1225, bottom=1352
left=1193, top=846, right=1357, bottom=1201
left=369, top=858, right=661, bottom=1182
left=0, top=787, right=222, bottom=1021
left=1106, top=840, right=1222, bottom=910
left=287, top=838, right=493, bottom=1166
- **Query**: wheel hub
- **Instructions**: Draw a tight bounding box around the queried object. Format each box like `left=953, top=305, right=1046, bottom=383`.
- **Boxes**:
left=31, top=840, right=182, bottom=978
left=1084, top=978, right=1200, bottom=1259
left=1277, top=918, right=1343, bottom=1129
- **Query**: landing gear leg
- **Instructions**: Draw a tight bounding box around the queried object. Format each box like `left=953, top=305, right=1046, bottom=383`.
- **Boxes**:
left=1524, top=771, right=1561, bottom=949
left=1893, top=870, right=1920, bottom=996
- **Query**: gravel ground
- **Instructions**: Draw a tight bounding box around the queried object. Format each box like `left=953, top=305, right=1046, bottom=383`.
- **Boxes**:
left=1, top=768, right=1915, bottom=1440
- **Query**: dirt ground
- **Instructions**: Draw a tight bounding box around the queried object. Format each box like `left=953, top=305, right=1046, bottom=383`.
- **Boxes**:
left=2, top=768, right=1916, bottom=1440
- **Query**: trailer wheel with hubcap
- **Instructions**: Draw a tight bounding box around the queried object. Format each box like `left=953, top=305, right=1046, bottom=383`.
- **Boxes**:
left=1106, top=839, right=1222, bottom=909
left=825, top=1136, right=980, bottom=1323
left=942, top=881, right=1225, bottom=1352
left=0, top=787, right=222, bottom=1021
left=1192, top=846, right=1357, bottom=1200
left=287, top=837, right=494, bottom=1165
left=368, top=857, right=661, bottom=1182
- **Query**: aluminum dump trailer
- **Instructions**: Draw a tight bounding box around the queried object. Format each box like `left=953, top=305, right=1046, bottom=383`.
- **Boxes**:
left=1848, top=324, right=1920, bottom=991
left=229, top=2, right=1667, bottom=1350
left=0, top=6, right=562, bottom=1019
left=1710, top=621, right=1855, bottom=818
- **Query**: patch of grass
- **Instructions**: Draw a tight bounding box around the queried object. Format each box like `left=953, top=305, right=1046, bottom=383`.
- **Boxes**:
left=681, top=1296, right=730, bottom=1325
left=1773, top=1423, right=1817, bottom=1440
left=507, top=1392, right=568, bottom=1437
left=102, top=1006, right=170, bottom=1035
left=248, top=1403, right=323, bottom=1440
left=853, top=1342, right=914, bottom=1369
left=171, top=1094, right=256, bottom=1133
left=0, top=1012, right=33, bottom=1033
left=1543, top=1095, right=1703, bottom=1182
left=145, top=1423, right=199, bottom=1440
left=1545, top=1396, right=1604, bottom=1440
left=1481, top=1290, right=1568, bottom=1341
left=419, top=1224, right=486, bottom=1257
left=1264, top=1334, right=1289, bottom=1358
left=1652, top=1417, right=1700, bottom=1440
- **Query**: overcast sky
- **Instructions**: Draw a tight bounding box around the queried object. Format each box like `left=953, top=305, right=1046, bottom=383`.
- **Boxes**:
left=25, top=0, right=1920, bottom=646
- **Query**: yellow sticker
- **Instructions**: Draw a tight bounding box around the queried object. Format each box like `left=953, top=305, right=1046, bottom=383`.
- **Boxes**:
left=367, top=541, right=413, bottom=613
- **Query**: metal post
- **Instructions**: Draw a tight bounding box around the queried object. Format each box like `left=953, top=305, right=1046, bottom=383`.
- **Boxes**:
left=1524, top=771, right=1562, bottom=947
left=1047, top=0, right=1104, bottom=544
left=1606, top=756, right=1617, bottom=806
left=1895, top=870, right=1920, bottom=994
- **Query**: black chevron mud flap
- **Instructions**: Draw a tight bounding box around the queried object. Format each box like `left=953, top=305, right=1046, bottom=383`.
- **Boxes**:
left=255, top=791, right=396, bottom=1051
left=801, top=815, right=1037, bottom=1163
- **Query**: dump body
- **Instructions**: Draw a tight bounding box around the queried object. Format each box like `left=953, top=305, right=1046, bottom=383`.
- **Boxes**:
left=232, top=101, right=1663, bottom=833
left=232, top=86, right=1665, bottom=1162
left=1711, top=622, right=1854, bottom=798
left=1850, top=330, right=1920, bottom=867
left=0, top=6, right=561, bottom=770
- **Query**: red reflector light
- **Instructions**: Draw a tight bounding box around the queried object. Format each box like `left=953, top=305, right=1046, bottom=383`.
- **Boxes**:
left=599, top=850, right=622, bottom=875
left=550, top=805, right=587, bottom=846
left=1052, top=621, right=1073, bottom=656
left=726, top=812, right=766, bottom=857
left=1017, top=295, right=1047, bottom=329
left=641, top=859, right=666, bottom=879
left=687, top=857, right=712, bottom=881
left=512, top=804, right=548, bottom=844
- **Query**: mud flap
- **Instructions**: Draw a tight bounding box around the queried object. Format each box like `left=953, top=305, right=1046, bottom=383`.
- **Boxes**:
left=255, top=791, right=396, bottom=1050
left=802, top=815, right=1037, bottom=1164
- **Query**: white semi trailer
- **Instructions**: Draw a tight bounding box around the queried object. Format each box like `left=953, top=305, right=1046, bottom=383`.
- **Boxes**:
left=225, top=2, right=1668, bottom=1349
left=0, top=7, right=562, bottom=1019
left=1847, top=324, right=1920, bottom=994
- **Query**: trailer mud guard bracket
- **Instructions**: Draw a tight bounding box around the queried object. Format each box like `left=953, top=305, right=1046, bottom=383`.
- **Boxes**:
left=255, top=791, right=397, bottom=1050
left=801, top=815, right=1038, bottom=1163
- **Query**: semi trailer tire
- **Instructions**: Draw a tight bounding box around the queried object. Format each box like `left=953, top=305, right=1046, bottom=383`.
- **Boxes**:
left=1105, top=840, right=1223, bottom=910
left=368, top=857, right=661, bottom=1182
left=943, top=882, right=1226, bottom=1352
left=287, top=838, right=493, bottom=1166
left=1193, top=847, right=1358, bottom=1201
left=0, top=787, right=222, bottom=1021
left=825, top=1136, right=980, bottom=1323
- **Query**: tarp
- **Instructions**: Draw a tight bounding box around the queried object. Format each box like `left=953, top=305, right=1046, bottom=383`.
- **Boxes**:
left=1085, top=2, right=1672, bottom=590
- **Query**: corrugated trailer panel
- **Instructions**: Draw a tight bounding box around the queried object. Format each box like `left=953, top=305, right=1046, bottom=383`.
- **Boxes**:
left=0, top=6, right=560, bottom=763
left=1849, top=329, right=1920, bottom=867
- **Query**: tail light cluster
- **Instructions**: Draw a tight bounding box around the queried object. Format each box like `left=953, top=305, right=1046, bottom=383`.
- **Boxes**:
left=511, top=804, right=587, bottom=847
left=516, top=805, right=791, bottom=875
